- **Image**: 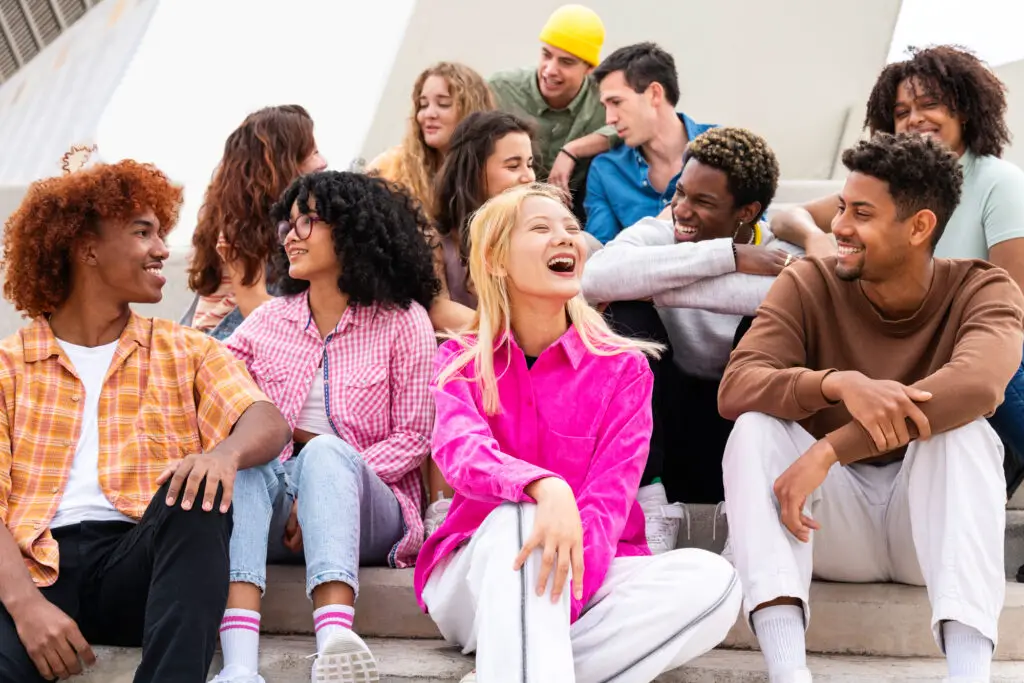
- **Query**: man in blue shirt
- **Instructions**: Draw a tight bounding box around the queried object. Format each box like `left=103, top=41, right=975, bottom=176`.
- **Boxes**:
left=585, top=42, right=715, bottom=243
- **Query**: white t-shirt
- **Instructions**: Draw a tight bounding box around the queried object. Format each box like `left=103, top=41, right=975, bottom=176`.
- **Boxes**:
left=50, top=339, right=135, bottom=529
left=295, top=361, right=335, bottom=436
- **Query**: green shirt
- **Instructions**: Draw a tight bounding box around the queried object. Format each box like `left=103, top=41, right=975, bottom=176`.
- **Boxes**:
left=934, top=151, right=1024, bottom=260
left=488, top=67, right=617, bottom=194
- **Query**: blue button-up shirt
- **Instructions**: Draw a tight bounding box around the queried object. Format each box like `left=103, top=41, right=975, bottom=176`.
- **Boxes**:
left=583, top=112, right=716, bottom=244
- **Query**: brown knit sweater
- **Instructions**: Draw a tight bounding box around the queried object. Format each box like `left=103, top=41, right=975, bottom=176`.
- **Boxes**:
left=719, top=257, right=1024, bottom=465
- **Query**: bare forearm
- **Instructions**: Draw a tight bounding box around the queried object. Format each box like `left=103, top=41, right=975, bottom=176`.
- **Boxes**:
left=218, top=401, right=291, bottom=470
left=770, top=207, right=827, bottom=248
left=0, top=522, right=41, bottom=615
left=564, top=133, right=612, bottom=160
left=429, top=297, right=475, bottom=334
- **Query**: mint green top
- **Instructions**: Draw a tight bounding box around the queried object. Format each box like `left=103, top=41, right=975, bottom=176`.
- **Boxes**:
left=488, top=67, right=617, bottom=195
left=935, top=151, right=1024, bottom=260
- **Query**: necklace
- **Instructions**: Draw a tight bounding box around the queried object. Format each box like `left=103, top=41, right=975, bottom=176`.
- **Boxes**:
left=733, top=222, right=757, bottom=245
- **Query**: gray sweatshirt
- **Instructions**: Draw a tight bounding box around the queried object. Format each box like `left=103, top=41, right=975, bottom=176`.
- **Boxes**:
left=582, top=217, right=802, bottom=380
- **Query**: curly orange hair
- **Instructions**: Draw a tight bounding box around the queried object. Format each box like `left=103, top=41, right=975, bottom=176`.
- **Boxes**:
left=188, top=104, right=316, bottom=296
left=384, top=63, right=495, bottom=216
left=2, top=160, right=183, bottom=318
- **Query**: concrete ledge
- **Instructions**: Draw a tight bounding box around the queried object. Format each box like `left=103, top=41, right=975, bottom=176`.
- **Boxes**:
left=264, top=565, right=1024, bottom=659
left=264, top=566, right=441, bottom=638
left=725, top=581, right=1024, bottom=660
left=76, top=637, right=1024, bottom=682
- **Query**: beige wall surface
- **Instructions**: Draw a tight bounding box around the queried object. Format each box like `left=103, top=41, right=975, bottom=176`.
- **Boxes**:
left=360, top=0, right=902, bottom=181
left=996, top=58, right=1024, bottom=168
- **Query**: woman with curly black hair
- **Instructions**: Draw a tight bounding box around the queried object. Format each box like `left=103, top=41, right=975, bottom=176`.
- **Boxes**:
left=209, top=171, right=440, bottom=683
left=770, top=45, right=1024, bottom=508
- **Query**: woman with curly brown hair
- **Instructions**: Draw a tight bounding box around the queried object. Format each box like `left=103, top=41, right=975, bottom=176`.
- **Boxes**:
left=210, top=171, right=438, bottom=683
left=185, top=104, right=327, bottom=339
left=0, top=158, right=290, bottom=683
left=770, top=45, right=1024, bottom=510
left=366, top=62, right=496, bottom=217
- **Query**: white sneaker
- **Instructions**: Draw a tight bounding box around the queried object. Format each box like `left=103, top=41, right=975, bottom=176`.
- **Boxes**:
left=209, top=671, right=265, bottom=683
left=311, top=629, right=379, bottom=682
left=424, top=496, right=451, bottom=539
left=775, top=667, right=813, bottom=683
left=637, top=483, right=687, bottom=554
left=460, top=671, right=476, bottom=683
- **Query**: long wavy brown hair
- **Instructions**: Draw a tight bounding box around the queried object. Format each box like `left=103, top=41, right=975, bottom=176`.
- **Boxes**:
left=188, top=104, right=316, bottom=296
left=385, top=62, right=495, bottom=217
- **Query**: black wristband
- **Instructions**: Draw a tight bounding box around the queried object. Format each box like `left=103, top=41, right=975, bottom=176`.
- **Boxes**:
left=559, top=147, right=579, bottom=163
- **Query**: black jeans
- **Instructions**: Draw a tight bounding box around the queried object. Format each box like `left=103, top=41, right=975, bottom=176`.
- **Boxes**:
left=605, top=300, right=738, bottom=504
left=0, top=481, right=232, bottom=683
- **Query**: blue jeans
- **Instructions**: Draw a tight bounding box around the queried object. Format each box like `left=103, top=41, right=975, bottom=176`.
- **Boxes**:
left=990, top=351, right=1024, bottom=497
left=229, top=435, right=404, bottom=597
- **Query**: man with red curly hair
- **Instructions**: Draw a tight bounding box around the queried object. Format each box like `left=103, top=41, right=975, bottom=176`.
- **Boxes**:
left=0, top=159, right=291, bottom=682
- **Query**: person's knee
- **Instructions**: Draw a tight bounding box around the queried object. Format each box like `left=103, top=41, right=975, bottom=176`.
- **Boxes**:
left=233, top=463, right=278, bottom=504
left=722, top=412, right=783, bottom=471
left=474, top=503, right=534, bottom=556
left=157, top=479, right=233, bottom=536
left=299, top=435, right=363, bottom=478
left=919, top=418, right=1003, bottom=470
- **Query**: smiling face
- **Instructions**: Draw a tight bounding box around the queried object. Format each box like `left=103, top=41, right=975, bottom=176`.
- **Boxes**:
left=504, top=195, right=587, bottom=306
left=83, top=207, right=169, bottom=304
left=893, top=77, right=966, bottom=157
left=483, top=132, right=536, bottom=199
left=416, top=75, right=459, bottom=152
left=537, top=43, right=591, bottom=107
left=832, top=171, right=928, bottom=282
left=670, top=159, right=758, bottom=243
left=299, top=140, right=328, bottom=174
left=280, top=196, right=341, bottom=284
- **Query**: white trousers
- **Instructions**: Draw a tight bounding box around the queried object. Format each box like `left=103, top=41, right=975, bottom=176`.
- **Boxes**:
left=722, top=412, right=1006, bottom=647
left=422, top=503, right=741, bottom=683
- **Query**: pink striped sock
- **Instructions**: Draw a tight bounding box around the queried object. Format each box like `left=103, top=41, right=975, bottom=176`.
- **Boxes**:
left=218, top=608, right=261, bottom=675
left=313, top=604, right=354, bottom=652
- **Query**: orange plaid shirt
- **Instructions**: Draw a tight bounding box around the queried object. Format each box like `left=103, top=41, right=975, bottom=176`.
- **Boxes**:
left=0, top=313, right=268, bottom=586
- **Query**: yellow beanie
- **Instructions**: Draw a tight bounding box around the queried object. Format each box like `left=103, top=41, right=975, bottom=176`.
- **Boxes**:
left=538, top=5, right=605, bottom=67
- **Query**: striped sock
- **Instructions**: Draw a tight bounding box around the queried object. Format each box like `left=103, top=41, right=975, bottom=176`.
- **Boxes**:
left=313, top=604, right=355, bottom=653
left=218, top=608, right=261, bottom=676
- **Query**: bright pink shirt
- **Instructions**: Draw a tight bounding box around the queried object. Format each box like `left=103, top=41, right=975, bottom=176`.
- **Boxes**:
left=414, top=326, right=653, bottom=622
left=225, top=293, right=435, bottom=567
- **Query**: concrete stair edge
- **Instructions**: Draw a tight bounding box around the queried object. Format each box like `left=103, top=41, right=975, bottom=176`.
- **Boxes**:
left=266, top=565, right=1024, bottom=660
left=76, top=637, right=1024, bottom=683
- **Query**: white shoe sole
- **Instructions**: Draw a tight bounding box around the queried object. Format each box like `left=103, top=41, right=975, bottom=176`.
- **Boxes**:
left=311, top=631, right=379, bottom=683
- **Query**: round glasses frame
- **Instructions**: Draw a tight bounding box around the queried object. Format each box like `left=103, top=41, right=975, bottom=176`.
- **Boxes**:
left=277, top=213, right=323, bottom=245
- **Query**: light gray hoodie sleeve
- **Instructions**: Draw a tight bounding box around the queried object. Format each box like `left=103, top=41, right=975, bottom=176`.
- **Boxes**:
left=652, top=237, right=805, bottom=315
left=581, top=217, right=737, bottom=304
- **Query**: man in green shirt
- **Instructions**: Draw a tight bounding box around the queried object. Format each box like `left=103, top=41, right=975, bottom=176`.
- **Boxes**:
left=488, top=4, right=619, bottom=219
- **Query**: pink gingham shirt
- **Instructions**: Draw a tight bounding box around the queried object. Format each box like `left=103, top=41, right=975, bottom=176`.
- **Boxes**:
left=414, top=327, right=654, bottom=622
left=225, top=293, right=435, bottom=567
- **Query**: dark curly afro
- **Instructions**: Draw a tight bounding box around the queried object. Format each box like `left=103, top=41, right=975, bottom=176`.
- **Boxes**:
left=865, top=45, right=1010, bottom=158
left=842, top=133, right=963, bottom=248
left=3, top=160, right=183, bottom=318
left=270, top=171, right=440, bottom=309
left=684, top=126, right=780, bottom=213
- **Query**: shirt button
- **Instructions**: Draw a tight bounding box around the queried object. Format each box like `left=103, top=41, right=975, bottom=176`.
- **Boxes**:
left=71, top=395, right=80, bottom=402
left=63, top=439, right=73, bottom=447
left=51, top=486, right=59, bottom=493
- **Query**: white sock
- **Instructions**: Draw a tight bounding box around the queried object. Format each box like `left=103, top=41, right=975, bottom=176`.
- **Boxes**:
left=313, top=604, right=355, bottom=653
left=943, top=621, right=993, bottom=681
left=751, top=604, right=808, bottom=682
left=218, top=608, right=261, bottom=676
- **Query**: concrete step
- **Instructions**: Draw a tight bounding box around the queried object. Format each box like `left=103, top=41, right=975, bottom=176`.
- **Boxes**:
left=265, top=566, right=1024, bottom=660
left=678, top=505, right=1024, bottom=581
left=77, top=637, right=1024, bottom=682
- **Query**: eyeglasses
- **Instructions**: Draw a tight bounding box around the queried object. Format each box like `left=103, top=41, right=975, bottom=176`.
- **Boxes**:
left=277, top=213, right=323, bottom=245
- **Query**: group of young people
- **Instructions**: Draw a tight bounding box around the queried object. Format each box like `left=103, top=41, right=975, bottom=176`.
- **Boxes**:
left=0, top=4, right=1021, bottom=683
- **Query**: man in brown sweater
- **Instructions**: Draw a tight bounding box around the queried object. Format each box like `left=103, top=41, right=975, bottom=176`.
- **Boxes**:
left=718, top=133, right=1024, bottom=683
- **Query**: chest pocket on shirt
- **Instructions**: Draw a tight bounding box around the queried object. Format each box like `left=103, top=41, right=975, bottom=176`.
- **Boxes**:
left=339, top=364, right=389, bottom=427
left=544, top=431, right=597, bottom=493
